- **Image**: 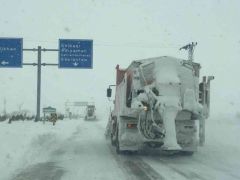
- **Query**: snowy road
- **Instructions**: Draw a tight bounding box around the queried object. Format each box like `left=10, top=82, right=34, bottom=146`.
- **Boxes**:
left=1, top=116, right=240, bottom=180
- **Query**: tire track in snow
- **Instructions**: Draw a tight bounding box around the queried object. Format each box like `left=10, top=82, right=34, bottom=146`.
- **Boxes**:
left=191, top=157, right=240, bottom=180
left=9, top=162, right=65, bottom=180
left=142, top=152, right=239, bottom=180
left=8, top=122, right=82, bottom=180
left=107, top=136, right=207, bottom=180
left=156, top=158, right=207, bottom=180
left=138, top=151, right=207, bottom=180
left=94, top=120, right=239, bottom=180
left=108, top=143, right=165, bottom=180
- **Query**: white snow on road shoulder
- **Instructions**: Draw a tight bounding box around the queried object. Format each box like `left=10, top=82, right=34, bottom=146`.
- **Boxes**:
left=0, top=120, right=79, bottom=179
left=0, top=119, right=125, bottom=180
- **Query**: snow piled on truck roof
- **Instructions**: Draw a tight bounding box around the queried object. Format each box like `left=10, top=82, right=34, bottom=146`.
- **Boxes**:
left=134, top=56, right=184, bottom=64
left=154, top=58, right=181, bottom=84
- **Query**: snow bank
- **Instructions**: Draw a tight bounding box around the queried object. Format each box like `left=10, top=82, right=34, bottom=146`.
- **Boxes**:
left=0, top=118, right=125, bottom=180
left=0, top=120, right=77, bottom=180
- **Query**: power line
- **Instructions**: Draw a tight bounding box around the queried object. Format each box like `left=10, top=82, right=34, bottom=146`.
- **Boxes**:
left=22, top=38, right=180, bottom=49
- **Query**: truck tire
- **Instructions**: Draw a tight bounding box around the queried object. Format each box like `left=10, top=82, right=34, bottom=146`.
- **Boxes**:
left=180, top=151, right=194, bottom=156
left=111, top=134, right=116, bottom=146
left=116, top=127, right=122, bottom=154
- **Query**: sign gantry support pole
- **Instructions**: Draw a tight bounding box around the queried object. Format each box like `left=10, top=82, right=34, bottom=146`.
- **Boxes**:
left=36, top=46, right=41, bottom=122
left=23, top=47, right=58, bottom=122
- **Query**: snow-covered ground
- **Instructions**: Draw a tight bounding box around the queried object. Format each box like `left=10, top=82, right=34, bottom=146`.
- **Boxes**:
left=0, top=114, right=240, bottom=180
left=0, top=120, right=78, bottom=180
left=0, top=119, right=125, bottom=180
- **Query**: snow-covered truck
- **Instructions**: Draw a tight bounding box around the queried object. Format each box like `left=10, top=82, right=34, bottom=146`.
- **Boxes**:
left=106, top=56, right=214, bottom=154
left=84, top=104, right=96, bottom=120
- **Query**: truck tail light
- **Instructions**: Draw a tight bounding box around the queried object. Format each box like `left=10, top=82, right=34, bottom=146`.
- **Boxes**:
left=127, top=123, right=137, bottom=128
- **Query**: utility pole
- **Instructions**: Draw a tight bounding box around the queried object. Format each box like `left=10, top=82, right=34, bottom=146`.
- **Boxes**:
left=179, top=42, right=197, bottom=62
left=3, top=98, right=6, bottom=116
left=18, top=103, right=24, bottom=112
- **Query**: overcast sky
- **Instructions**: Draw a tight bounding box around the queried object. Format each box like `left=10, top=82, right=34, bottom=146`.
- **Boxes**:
left=0, top=0, right=239, bottom=117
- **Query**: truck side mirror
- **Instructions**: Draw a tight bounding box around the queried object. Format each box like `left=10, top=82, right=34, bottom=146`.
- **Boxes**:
left=107, top=88, right=112, bottom=97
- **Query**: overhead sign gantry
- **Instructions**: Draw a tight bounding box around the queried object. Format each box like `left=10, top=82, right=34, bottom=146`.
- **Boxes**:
left=0, top=37, right=93, bottom=122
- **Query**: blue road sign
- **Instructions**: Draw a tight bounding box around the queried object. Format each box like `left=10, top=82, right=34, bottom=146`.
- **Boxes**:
left=0, top=38, right=23, bottom=68
left=59, top=39, right=93, bottom=69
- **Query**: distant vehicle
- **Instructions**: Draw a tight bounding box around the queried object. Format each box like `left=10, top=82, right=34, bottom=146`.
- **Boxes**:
left=106, top=56, right=214, bottom=154
left=49, top=113, right=57, bottom=125
left=84, top=104, right=96, bottom=120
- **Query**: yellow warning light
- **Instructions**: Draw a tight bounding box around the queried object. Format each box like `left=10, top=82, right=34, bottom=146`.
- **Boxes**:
left=143, top=106, right=148, bottom=111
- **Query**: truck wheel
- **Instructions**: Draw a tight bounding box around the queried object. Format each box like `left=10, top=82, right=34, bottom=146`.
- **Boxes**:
left=111, top=134, right=116, bottom=146
left=116, top=140, right=121, bottom=154
left=116, top=128, right=122, bottom=154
